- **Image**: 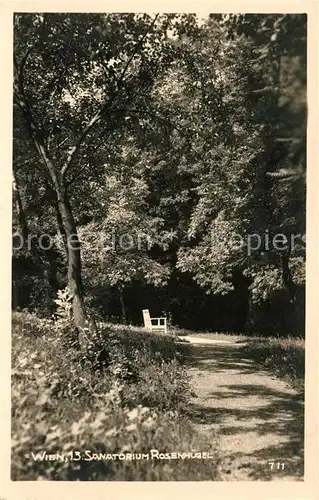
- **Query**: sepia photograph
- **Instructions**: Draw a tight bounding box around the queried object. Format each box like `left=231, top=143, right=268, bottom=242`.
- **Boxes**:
left=6, top=8, right=312, bottom=486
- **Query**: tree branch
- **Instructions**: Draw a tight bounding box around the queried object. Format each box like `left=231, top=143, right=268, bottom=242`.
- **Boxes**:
left=14, top=12, right=47, bottom=95
left=61, top=13, right=160, bottom=179
left=14, top=91, right=62, bottom=192
left=14, top=90, right=41, bottom=140
left=115, top=14, right=159, bottom=92
left=46, top=65, right=69, bottom=106
left=66, top=102, right=202, bottom=173
left=15, top=46, right=35, bottom=95
left=251, top=86, right=279, bottom=95
left=12, top=171, right=29, bottom=240
left=14, top=23, right=51, bottom=153
left=64, top=126, right=115, bottom=187
left=112, top=106, right=201, bottom=155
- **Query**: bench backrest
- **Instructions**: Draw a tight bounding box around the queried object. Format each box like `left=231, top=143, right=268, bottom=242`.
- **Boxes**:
left=142, top=309, right=152, bottom=329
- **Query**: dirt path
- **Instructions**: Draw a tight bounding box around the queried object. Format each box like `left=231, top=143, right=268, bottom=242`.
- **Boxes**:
left=184, top=337, right=304, bottom=481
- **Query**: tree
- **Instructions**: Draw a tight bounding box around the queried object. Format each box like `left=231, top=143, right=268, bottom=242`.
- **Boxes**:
left=13, top=13, right=306, bottom=335
left=175, top=14, right=306, bottom=333
left=78, top=145, right=172, bottom=322
left=13, top=12, right=197, bottom=339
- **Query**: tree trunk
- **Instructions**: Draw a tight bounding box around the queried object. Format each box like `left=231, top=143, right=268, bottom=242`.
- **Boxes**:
left=14, top=92, right=89, bottom=340
left=31, top=144, right=88, bottom=333
left=12, top=174, right=28, bottom=309
left=12, top=279, right=19, bottom=310
left=36, top=151, right=88, bottom=332
left=119, top=288, right=127, bottom=324
left=281, top=252, right=296, bottom=306
left=281, top=251, right=303, bottom=334
left=12, top=173, right=28, bottom=241
left=45, top=178, right=69, bottom=256
left=14, top=98, right=100, bottom=345
left=57, top=186, right=87, bottom=330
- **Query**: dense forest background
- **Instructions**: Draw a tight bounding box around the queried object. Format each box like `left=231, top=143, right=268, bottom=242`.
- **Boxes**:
left=12, top=13, right=306, bottom=336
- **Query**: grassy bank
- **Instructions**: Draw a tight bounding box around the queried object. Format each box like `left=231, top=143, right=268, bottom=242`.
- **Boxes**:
left=11, top=312, right=220, bottom=481
left=240, top=336, right=305, bottom=393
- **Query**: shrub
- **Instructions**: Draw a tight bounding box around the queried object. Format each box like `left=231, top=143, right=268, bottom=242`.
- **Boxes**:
left=12, top=310, right=53, bottom=337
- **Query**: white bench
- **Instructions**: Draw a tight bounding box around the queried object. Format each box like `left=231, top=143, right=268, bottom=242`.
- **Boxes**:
left=142, top=309, right=167, bottom=334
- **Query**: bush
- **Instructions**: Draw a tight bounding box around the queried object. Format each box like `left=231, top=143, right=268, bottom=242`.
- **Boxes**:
left=12, top=310, right=53, bottom=337
left=11, top=312, right=219, bottom=480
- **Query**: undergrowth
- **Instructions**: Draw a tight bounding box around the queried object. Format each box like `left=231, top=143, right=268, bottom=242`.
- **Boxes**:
left=11, top=311, right=220, bottom=481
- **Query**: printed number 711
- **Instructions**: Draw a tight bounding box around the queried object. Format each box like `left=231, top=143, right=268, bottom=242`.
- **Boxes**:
left=269, top=462, right=285, bottom=470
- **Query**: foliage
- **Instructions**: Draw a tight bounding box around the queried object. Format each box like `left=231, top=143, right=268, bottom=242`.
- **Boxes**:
left=11, top=312, right=219, bottom=480
left=53, top=286, right=73, bottom=317
left=78, top=171, right=172, bottom=291
left=11, top=14, right=307, bottom=484
left=173, top=14, right=306, bottom=333
left=13, top=13, right=306, bottom=334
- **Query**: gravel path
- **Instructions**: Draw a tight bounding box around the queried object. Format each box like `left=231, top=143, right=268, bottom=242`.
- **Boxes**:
left=185, top=337, right=304, bottom=480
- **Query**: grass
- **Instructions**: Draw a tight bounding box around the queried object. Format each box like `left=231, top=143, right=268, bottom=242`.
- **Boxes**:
left=240, top=335, right=305, bottom=393
left=11, top=311, right=220, bottom=481
left=11, top=310, right=304, bottom=480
